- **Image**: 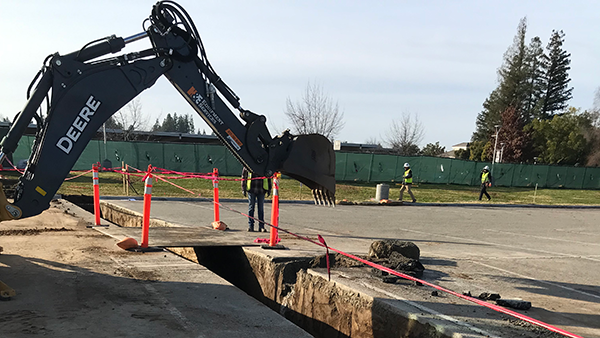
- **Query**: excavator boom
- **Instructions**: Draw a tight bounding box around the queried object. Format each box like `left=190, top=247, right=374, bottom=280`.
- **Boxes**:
left=0, top=1, right=335, bottom=221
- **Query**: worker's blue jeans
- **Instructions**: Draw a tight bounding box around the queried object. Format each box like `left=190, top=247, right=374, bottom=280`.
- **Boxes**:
left=247, top=192, right=265, bottom=230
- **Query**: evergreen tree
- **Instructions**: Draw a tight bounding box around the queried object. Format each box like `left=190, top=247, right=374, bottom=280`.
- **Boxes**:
left=474, top=89, right=502, bottom=142
left=523, top=36, right=546, bottom=121
left=496, top=18, right=530, bottom=114
left=104, top=116, right=123, bottom=130
left=473, top=18, right=532, bottom=141
left=540, top=30, right=573, bottom=118
left=454, top=148, right=470, bottom=160
left=421, top=142, right=445, bottom=157
left=152, top=113, right=195, bottom=133
left=531, top=108, right=588, bottom=164
left=468, top=140, right=488, bottom=161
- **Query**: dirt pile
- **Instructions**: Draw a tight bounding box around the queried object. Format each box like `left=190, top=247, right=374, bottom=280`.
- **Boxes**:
left=0, top=227, right=73, bottom=236
left=367, top=240, right=424, bottom=280
left=309, top=253, right=366, bottom=268
left=368, top=240, right=420, bottom=260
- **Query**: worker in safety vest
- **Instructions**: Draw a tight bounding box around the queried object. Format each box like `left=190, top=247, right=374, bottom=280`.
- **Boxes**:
left=479, top=165, right=493, bottom=201
left=398, top=163, right=416, bottom=203
left=241, top=168, right=272, bottom=232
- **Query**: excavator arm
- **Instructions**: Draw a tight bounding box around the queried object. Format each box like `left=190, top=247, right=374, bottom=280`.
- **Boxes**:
left=0, top=1, right=335, bottom=221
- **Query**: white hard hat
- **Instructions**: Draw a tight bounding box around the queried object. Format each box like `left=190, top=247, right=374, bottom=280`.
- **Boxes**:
left=404, top=163, right=410, bottom=168
left=483, top=166, right=490, bottom=170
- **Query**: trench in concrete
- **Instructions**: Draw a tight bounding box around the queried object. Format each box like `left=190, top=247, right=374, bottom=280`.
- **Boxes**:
left=177, top=246, right=453, bottom=338
left=67, top=196, right=455, bottom=338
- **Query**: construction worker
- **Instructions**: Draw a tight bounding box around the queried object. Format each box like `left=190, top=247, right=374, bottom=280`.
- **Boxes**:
left=241, top=168, right=271, bottom=232
left=479, top=165, right=493, bottom=201
left=399, top=163, right=416, bottom=203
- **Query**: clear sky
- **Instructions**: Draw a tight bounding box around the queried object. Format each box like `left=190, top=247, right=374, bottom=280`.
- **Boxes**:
left=1, top=1, right=598, bottom=150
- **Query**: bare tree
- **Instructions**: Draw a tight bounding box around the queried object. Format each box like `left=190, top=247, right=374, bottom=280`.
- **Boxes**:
left=363, top=136, right=383, bottom=149
left=111, top=98, right=150, bottom=141
left=592, top=87, right=600, bottom=128
left=284, top=81, right=345, bottom=140
left=364, top=136, right=379, bottom=145
left=385, top=112, right=424, bottom=155
left=585, top=87, right=600, bottom=166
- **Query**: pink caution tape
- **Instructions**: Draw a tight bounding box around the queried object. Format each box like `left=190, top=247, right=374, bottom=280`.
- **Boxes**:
left=85, top=164, right=583, bottom=338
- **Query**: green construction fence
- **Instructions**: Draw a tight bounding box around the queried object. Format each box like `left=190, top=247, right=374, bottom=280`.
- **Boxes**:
left=8, top=136, right=600, bottom=189
left=332, top=151, right=600, bottom=189
left=9, top=136, right=242, bottom=176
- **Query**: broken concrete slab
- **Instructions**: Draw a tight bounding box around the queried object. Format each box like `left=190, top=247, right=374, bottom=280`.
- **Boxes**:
left=497, top=298, right=532, bottom=310
left=368, top=240, right=420, bottom=260
left=478, top=292, right=501, bottom=301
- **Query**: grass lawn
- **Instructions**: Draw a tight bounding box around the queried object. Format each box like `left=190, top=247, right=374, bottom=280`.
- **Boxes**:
left=37, top=171, right=600, bottom=206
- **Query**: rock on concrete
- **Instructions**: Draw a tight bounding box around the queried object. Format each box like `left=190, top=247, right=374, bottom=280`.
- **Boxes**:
left=497, top=298, right=532, bottom=310
left=368, top=241, right=424, bottom=278
left=478, top=292, right=501, bottom=301
left=368, top=240, right=420, bottom=260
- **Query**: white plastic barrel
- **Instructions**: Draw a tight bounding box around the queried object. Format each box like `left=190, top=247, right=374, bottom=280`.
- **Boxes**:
left=375, top=183, right=389, bottom=201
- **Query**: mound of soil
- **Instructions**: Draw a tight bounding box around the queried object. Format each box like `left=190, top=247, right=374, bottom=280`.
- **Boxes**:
left=368, top=240, right=420, bottom=260
left=0, top=227, right=73, bottom=236
left=367, top=240, right=424, bottom=280
left=309, top=253, right=366, bottom=268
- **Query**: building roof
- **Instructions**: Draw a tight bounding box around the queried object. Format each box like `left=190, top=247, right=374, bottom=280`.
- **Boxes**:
left=439, top=150, right=455, bottom=158
left=0, top=122, right=222, bottom=145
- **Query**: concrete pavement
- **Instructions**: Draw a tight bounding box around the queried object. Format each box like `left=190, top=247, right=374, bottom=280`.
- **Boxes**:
left=0, top=200, right=313, bottom=338
left=103, top=197, right=600, bottom=337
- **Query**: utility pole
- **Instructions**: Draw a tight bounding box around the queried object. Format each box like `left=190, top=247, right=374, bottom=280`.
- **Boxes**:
left=499, top=142, right=505, bottom=163
left=491, top=125, right=501, bottom=175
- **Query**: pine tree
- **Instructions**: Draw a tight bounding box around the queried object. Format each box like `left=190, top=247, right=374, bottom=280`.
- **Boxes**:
left=473, top=18, right=532, bottom=141
left=152, top=113, right=195, bottom=133
left=421, top=142, right=445, bottom=157
left=474, top=88, right=505, bottom=142
left=104, top=116, right=123, bottom=130
left=523, top=36, right=546, bottom=121
left=540, top=30, right=573, bottom=118
left=496, top=18, right=530, bottom=114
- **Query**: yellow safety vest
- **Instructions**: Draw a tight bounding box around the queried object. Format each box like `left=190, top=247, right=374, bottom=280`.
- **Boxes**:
left=404, top=169, right=412, bottom=184
left=247, top=172, right=269, bottom=191
left=481, top=172, right=490, bottom=184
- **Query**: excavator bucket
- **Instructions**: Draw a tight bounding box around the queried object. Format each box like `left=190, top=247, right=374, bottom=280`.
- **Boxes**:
left=280, top=134, right=336, bottom=206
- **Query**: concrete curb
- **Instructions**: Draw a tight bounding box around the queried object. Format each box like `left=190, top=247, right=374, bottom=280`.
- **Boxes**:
left=402, top=202, right=600, bottom=209
left=97, top=196, right=600, bottom=209
left=98, top=195, right=317, bottom=205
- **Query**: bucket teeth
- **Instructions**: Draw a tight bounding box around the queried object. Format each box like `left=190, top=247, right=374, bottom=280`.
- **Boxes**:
left=312, top=187, right=335, bottom=207
left=313, top=189, right=322, bottom=205
left=326, top=189, right=336, bottom=207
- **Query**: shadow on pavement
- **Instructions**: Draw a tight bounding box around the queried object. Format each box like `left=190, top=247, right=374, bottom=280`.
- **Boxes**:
left=491, top=274, right=600, bottom=305
left=0, top=252, right=312, bottom=337
left=192, top=246, right=349, bottom=338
